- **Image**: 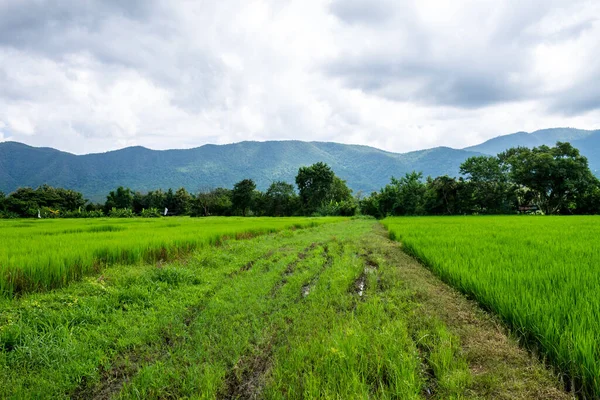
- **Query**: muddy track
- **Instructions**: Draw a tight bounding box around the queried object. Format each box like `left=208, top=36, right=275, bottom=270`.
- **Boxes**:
left=72, top=245, right=282, bottom=399
left=222, top=244, right=327, bottom=399
left=269, top=242, right=320, bottom=297
left=299, top=243, right=335, bottom=299
left=221, top=330, right=279, bottom=400
left=228, top=249, right=278, bottom=278
left=223, top=242, right=339, bottom=398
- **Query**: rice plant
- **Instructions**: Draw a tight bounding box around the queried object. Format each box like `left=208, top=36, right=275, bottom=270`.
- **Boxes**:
left=0, top=217, right=344, bottom=296
left=384, top=215, right=600, bottom=397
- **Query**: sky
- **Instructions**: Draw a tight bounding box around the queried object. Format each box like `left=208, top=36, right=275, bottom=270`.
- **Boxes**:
left=0, top=0, right=599, bottom=155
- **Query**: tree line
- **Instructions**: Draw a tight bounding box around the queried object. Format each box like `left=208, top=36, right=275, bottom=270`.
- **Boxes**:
left=1, top=142, right=599, bottom=219
left=0, top=162, right=356, bottom=218
left=360, top=141, right=600, bottom=217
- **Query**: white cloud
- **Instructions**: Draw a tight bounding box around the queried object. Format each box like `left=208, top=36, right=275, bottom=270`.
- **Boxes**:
left=0, top=0, right=598, bottom=154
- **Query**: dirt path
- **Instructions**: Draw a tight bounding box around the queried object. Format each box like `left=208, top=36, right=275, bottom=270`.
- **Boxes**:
left=366, top=223, right=571, bottom=400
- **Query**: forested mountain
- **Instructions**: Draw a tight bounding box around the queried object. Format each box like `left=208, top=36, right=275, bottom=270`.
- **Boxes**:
left=0, top=141, right=481, bottom=201
left=1, top=128, right=599, bottom=201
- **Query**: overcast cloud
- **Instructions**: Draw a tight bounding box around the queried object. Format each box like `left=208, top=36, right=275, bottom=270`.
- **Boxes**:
left=0, top=0, right=598, bottom=154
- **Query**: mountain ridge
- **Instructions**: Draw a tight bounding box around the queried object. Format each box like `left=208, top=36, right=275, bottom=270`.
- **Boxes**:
left=1, top=128, right=599, bottom=202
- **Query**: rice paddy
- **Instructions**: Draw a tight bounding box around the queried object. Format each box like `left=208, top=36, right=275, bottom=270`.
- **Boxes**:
left=0, top=216, right=580, bottom=398
left=0, top=217, right=344, bottom=296
left=384, top=215, right=600, bottom=397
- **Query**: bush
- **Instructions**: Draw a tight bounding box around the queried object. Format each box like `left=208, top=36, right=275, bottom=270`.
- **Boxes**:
left=315, top=200, right=358, bottom=216
left=0, top=210, right=20, bottom=219
left=61, top=210, right=105, bottom=218
left=108, top=208, right=135, bottom=218
left=140, top=208, right=162, bottom=218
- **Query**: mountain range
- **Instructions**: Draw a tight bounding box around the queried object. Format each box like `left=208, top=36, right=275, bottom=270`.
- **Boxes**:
left=1, top=128, right=599, bottom=202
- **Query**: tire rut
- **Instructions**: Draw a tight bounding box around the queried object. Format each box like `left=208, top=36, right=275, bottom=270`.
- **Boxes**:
left=72, top=246, right=280, bottom=399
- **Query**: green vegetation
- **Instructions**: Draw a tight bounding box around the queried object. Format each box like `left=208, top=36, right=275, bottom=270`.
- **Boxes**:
left=384, top=215, right=600, bottom=397
left=0, top=217, right=344, bottom=297
left=3, top=142, right=600, bottom=220
left=361, top=142, right=600, bottom=217
left=0, top=219, right=567, bottom=399
left=1, top=162, right=355, bottom=218
left=0, top=139, right=482, bottom=201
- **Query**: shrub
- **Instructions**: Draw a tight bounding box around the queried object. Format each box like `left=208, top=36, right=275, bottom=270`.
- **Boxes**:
left=108, top=208, right=135, bottom=218
left=140, top=208, right=162, bottom=218
left=0, top=211, right=19, bottom=219
left=316, top=200, right=358, bottom=216
left=61, top=210, right=105, bottom=218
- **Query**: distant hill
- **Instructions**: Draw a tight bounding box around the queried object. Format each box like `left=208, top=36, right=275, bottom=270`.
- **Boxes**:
left=1, top=128, right=598, bottom=201
left=465, top=128, right=600, bottom=174
left=0, top=141, right=482, bottom=201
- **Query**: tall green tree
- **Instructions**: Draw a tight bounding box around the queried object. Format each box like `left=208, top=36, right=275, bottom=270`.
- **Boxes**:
left=360, top=172, right=427, bottom=217
left=147, top=190, right=167, bottom=210
left=295, top=162, right=335, bottom=213
left=424, top=176, right=461, bottom=215
left=572, top=179, right=600, bottom=214
left=193, top=188, right=233, bottom=217
left=459, top=155, right=513, bottom=213
left=500, top=142, right=596, bottom=214
left=4, top=188, right=39, bottom=217
left=359, top=192, right=382, bottom=218
left=231, top=179, right=256, bottom=216
left=132, top=191, right=147, bottom=214
left=105, top=186, right=134, bottom=211
left=171, top=187, right=192, bottom=215
left=54, top=187, right=86, bottom=211
left=264, top=181, right=298, bottom=216
left=329, top=176, right=353, bottom=203
left=393, top=172, right=427, bottom=215
left=165, top=189, right=175, bottom=212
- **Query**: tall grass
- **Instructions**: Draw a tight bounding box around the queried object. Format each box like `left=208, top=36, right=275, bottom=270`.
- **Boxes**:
left=384, top=215, right=600, bottom=397
left=0, top=217, right=344, bottom=296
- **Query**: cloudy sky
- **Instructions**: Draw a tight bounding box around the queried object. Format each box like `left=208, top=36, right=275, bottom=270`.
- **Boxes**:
left=0, top=0, right=599, bottom=154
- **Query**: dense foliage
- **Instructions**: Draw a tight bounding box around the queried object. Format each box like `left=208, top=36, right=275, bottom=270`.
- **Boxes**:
left=0, top=139, right=491, bottom=201
left=2, top=129, right=599, bottom=201
left=2, top=142, right=598, bottom=219
left=0, top=185, right=86, bottom=218
left=1, top=163, right=356, bottom=218
left=361, top=142, right=600, bottom=216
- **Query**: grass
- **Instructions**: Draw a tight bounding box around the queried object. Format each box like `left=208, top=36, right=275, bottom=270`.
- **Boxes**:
left=0, top=216, right=344, bottom=296
left=0, top=219, right=567, bottom=399
left=384, top=215, right=600, bottom=398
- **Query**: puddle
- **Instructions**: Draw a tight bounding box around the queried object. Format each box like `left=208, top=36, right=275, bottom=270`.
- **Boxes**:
left=302, top=285, right=311, bottom=297
left=356, top=275, right=366, bottom=297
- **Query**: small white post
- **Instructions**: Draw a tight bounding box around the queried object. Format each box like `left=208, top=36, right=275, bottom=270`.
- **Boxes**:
left=164, top=207, right=168, bottom=216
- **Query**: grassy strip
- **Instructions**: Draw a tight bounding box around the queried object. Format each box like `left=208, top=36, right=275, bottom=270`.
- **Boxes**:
left=262, top=226, right=472, bottom=399
left=0, top=216, right=344, bottom=296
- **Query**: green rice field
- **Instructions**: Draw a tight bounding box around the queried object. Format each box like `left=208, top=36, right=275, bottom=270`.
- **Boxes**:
left=0, top=216, right=584, bottom=398
left=0, top=219, right=486, bottom=399
left=384, top=216, right=600, bottom=397
left=0, top=217, right=344, bottom=296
